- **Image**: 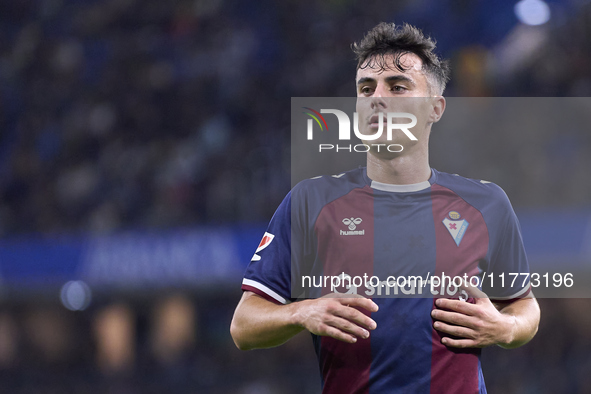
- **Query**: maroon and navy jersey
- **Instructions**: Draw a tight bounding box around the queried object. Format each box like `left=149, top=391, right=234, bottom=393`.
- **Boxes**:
left=241, top=167, right=530, bottom=394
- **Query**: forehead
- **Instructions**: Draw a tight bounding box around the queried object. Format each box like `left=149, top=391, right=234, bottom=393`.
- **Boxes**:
left=355, top=52, right=426, bottom=82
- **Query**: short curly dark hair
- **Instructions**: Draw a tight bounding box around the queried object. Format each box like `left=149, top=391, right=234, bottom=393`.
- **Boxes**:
left=352, top=22, right=450, bottom=95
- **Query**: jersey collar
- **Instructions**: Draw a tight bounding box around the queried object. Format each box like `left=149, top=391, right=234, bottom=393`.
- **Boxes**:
left=366, top=168, right=437, bottom=193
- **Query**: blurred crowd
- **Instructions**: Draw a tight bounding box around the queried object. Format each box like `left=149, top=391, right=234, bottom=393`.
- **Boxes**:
left=1, top=0, right=591, bottom=236
left=1, top=0, right=591, bottom=393
left=0, top=0, right=293, bottom=235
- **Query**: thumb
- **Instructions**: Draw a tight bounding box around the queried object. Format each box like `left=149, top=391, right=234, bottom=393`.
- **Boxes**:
left=460, top=280, right=490, bottom=303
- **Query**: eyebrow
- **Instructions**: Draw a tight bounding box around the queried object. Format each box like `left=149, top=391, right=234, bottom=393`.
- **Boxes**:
left=356, top=75, right=416, bottom=87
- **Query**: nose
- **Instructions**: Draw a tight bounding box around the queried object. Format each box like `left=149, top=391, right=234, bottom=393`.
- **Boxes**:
left=370, top=83, right=388, bottom=110
left=373, top=82, right=389, bottom=97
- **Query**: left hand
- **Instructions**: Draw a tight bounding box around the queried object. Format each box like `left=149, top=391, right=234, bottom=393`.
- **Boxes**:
left=430, top=285, right=515, bottom=348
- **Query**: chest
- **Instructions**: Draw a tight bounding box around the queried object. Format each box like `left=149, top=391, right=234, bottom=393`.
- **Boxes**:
left=311, top=191, right=489, bottom=292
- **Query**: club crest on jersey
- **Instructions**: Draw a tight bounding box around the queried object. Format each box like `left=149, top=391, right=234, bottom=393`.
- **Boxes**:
left=340, top=218, right=364, bottom=235
left=442, top=211, right=469, bottom=246
left=251, top=232, right=275, bottom=261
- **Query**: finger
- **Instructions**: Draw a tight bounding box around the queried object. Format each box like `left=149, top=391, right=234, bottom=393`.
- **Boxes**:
left=339, top=297, right=379, bottom=313
left=431, top=309, right=476, bottom=328
left=435, top=298, right=477, bottom=315
left=460, top=282, right=490, bottom=303
left=440, top=337, right=480, bottom=348
left=322, top=293, right=379, bottom=312
left=334, top=306, right=377, bottom=330
left=323, top=293, right=366, bottom=299
left=321, top=324, right=358, bottom=344
left=326, top=316, right=371, bottom=339
left=433, top=321, right=476, bottom=339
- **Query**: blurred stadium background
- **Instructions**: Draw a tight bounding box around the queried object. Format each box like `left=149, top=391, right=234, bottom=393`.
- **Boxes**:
left=0, top=0, right=590, bottom=392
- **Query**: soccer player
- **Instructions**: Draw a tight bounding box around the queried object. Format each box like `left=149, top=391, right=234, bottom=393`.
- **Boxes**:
left=230, top=23, right=540, bottom=393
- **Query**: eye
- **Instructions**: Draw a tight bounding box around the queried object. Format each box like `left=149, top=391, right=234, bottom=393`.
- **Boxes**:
left=360, top=86, right=374, bottom=95
left=392, top=85, right=407, bottom=92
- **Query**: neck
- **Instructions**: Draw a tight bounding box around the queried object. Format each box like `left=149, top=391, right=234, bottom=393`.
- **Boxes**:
left=366, top=148, right=431, bottom=185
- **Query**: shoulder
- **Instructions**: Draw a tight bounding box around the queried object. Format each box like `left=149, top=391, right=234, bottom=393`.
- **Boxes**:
left=433, top=170, right=513, bottom=213
left=291, top=167, right=368, bottom=200
left=289, top=168, right=369, bottom=221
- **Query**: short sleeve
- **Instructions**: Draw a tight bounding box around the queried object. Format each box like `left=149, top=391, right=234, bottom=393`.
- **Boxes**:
left=241, top=192, right=292, bottom=304
left=481, top=188, right=531, bottom=300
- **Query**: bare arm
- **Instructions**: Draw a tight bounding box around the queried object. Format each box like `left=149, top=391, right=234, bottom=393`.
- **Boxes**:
left=431, top=287, right=540, bottom=349
left=230, top=291, right=379, bottom=351
left=493, top=294, right=540, bottom=349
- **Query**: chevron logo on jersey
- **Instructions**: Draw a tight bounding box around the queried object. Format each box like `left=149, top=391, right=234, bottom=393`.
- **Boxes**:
left=251, top=232, right=275, bottom=261
left=342, top=217, right=362, bottom=230
left=340, top=217, right=365, bottom=236
left=442, top=211, right=469, bottom=246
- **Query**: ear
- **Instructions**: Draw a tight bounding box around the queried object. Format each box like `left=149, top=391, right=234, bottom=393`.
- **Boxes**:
left=429, top=96, right=446, bottom=123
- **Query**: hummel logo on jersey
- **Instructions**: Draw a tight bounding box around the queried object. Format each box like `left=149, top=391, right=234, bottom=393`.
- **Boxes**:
left=340, top=218, right=364, bottom=235
left=442, top=211, right=469, bottom=246
left=251, top=232, right=275, bottom=261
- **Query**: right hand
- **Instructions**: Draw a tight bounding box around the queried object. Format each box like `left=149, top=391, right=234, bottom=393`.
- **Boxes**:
left=293, top=293, right=379, bottom=344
